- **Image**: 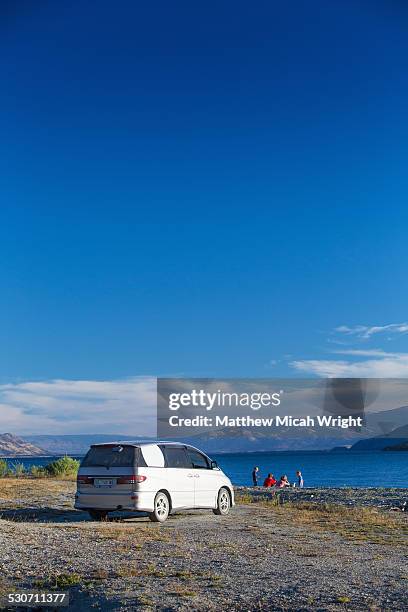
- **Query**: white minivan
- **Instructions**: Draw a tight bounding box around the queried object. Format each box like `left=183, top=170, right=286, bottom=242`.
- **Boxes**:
left=75, top=440, right=234, bottom=522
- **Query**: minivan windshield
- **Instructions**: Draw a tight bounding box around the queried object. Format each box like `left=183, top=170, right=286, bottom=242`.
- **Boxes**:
left=81, top=445, right=136, bottom=468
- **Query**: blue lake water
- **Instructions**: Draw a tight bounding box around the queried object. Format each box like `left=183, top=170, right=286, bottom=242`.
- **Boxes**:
left=4, top=451, right=407, bottom=488
left=213, top=451, right=408, bottom=488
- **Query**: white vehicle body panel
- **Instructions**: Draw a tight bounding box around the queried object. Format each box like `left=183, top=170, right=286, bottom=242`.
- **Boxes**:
left=74, top=441, right=234, bottom=514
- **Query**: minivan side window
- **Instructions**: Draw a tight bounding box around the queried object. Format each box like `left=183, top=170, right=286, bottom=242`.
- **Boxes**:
left=163, top=446, right=190, bottom=468
left=187, top=448, right=210, bottom=469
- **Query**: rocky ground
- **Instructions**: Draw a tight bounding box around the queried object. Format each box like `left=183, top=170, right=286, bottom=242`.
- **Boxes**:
left=0, top=479, right=407, bottom=611
left=236, top=485, right=408, bottom=510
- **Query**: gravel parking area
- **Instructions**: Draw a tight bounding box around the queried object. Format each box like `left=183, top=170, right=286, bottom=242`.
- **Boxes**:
left=0, top=480, right=407, bottom=611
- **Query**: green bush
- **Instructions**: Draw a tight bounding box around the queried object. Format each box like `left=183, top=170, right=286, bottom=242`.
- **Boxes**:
left=0, top=459, right=9, bottom=478
left=11, top=462, right=25, bottom=477
left=30, top=465, right=47, bottom=477
left=44, top=456, right=80, bottom=477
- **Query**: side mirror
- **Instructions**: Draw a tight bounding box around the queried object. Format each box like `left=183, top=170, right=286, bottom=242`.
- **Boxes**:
left=210, top=460, right=219, bottom=470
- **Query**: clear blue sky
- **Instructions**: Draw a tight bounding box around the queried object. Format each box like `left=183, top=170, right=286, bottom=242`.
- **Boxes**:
left=1, top=0, right=408, bottom=382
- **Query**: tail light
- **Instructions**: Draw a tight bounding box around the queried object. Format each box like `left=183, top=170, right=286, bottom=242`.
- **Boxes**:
left=117, top=475, right=147, bottom=484
left=77, top=475, right=93, bottom=485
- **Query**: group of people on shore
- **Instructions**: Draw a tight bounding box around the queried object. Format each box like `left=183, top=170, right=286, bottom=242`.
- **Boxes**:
left=252, top=467, right=304, bottom=489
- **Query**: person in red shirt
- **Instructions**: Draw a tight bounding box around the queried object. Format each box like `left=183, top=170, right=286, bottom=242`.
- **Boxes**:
left=263, top=473, right=277, bottom=487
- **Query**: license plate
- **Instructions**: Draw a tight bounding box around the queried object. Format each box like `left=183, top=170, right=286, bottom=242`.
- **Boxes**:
left=94, top=478, right=115, bottom=487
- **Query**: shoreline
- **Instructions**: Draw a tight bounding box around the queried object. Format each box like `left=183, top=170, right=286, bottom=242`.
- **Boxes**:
left=237, top=486, right=408, bottom=510
left=1, top=470, right=407, bottom=491
left=2, top=448, right=407, bottom=458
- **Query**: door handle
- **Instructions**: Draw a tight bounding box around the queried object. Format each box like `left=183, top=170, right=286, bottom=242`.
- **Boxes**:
left=187, top=473, right=194, bottom=478
left=194, top=474, right=200, bottom=478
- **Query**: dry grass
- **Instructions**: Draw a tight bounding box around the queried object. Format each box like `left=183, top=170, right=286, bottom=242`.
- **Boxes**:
left=166, top=583, right=198, bottom=597
left=86, top=522, right=179, bottom=555
left=235, top=491, right=281, bottom=506
left=0, top=478, right=76, bottom=500
left=116, top=562, right=167, bottom=578
left=96, top=523, right=172, bottom=544
left=263, top=501, right=407, bottom=545
left=236, top=491, right=407, bottom=545
left=90, top=568, right=109, bottom=581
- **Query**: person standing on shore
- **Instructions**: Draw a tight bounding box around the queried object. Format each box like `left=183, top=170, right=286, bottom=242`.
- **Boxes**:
left=252, top=466, right=259, bottom=486
left=296, top=470, right=304, bottom=488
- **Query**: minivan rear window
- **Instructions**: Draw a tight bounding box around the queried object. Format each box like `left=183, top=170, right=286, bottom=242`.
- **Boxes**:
left=81, top=445, right=141, bottom=468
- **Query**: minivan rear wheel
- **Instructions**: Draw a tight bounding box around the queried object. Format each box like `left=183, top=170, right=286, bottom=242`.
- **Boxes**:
left=149, top=492, right=170, bottom=522
left=88, top=509, right=108, bottom=521
left=213, top=487, right=230, bottom=516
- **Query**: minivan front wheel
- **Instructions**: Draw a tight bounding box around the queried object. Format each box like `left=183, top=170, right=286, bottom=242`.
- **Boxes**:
left=149, top=492, right=170, bottom=522
left=213, top=487, right=230, bottom=516
left=88, top=509, right=108, bottom=521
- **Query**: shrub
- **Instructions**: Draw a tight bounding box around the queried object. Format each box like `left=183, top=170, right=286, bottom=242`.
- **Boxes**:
left=30, top=465, right=47, bottom=477
left=0, top=459, right=9, bottom=478
left=44, top=456, right=80, bottom=477
left=52, top=573, right=81, bottom=589
left=35, top=573, right=81, bottom=590
left=11, top=462, right=25, bottom=477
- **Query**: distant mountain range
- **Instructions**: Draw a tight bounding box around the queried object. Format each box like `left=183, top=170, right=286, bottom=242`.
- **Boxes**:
left=365, top=405, right=408, bottom=435
left=350, top=424, right=408, bottom=452
left=24, top=434, right=149, bottom=455
left=179, top=405, right=408, bottom=453
left=385, top=440, right=408, bottom=451
left=2, top=405, right=407, bottom=456
left=0, top=433, right=47, bottom=457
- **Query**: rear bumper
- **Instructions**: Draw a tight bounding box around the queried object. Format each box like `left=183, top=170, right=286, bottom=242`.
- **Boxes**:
left=75, top=490, right=156, bottom=513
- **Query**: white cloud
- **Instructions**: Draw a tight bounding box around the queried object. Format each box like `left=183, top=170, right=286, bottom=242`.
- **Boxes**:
left=335, top=323, right=408, bottom=339
left=0, top=377, right=156, bottom=436
left=293, top=323, right=408, bottom=376
left=291, top=350, right=408, bottom=378
left=331, top=349, right=398, bottom=357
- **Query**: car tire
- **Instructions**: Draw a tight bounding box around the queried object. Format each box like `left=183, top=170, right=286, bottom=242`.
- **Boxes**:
left=88, top=509, right=108, bottom=521
left=149, top=491, right=170, bottom=522
left=213, top=487, right=230, bottom=516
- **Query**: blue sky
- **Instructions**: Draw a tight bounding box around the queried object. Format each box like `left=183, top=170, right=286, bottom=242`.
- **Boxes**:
left=1, top=0, right=408, bottom=425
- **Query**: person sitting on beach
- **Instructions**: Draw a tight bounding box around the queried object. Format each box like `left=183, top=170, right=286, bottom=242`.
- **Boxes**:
left=263, top=473, right=276, bottom=488
left=275, top=475, right=290, bottom=488
left=252, top=466, right=259, bottom=486
left=296, top=470, right=304, bottom=488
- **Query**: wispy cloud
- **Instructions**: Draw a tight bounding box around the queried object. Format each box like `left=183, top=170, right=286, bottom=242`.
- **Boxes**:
left=292, top=322, right=408, bottom=376
left=331, top=349, right=398, bottom=357
left=291, top=350, right=408, bottom=377
left=0, top=377, right=156, bottom=436
left=335, top=323, right=408, bottom=339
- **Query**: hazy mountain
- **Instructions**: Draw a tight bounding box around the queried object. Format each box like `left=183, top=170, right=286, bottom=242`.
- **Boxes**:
left=384, top=440, right=408, bottom=451
left=25, top=434, right=153, bottom=455
left=0, top=433, right=46, bottom=457
left=365, top=405, right=408, bottom=434
left=178, top=425, right=364, bottom=453
left=16, top=405, right=408, bottom=455
left=350, top=424, right=408, bottom=452
left=180, top=406, right=408, bottom=453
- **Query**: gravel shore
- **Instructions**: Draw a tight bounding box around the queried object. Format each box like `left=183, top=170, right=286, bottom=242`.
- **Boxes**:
left=236, top=485, right=408, bottom=510
left=0, top=479, right=407, bottom=611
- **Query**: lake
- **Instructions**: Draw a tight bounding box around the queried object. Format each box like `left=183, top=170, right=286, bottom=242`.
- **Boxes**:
left=3, top=450, right=407, bottom=488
